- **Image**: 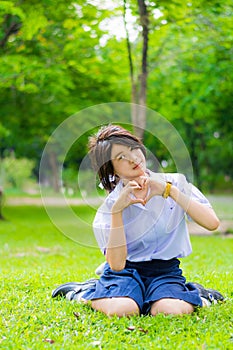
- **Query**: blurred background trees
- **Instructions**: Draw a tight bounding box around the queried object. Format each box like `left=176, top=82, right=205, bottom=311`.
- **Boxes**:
left=0, top=0, right=232, bottom=194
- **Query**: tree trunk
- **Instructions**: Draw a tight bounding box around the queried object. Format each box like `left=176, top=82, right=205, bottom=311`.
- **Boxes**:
left=185, top=120, right=203, bottom=191
left=123, top=0, right=149, bottom=140
left=123, top=0, right=138, bottom=129
left=0, top=187, right=5, bottom=220
left=48, top=151, right=60, bottom=192
left=136, top=0, right=149, bottom=139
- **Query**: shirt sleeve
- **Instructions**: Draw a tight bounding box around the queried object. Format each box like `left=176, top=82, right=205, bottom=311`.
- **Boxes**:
left=165, top=173, right=212, bottom=221
left=187, top=184, right=212, bottom=221
left=166, top=173, right=211, bottom=207
left=189, top=184, right=212, bottom=206
left=92, top=198, right=113, bottom=255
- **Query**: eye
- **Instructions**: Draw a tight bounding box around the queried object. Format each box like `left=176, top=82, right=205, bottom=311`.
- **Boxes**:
left=118, top=154, right=126, bottom=160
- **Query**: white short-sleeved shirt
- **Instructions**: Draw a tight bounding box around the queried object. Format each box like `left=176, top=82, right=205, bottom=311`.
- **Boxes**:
left=93, top=172, right=211, bottom=261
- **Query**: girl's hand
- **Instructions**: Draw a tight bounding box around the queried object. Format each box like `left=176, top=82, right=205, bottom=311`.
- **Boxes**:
left=131, top=173, right=166, bottom=203
left=144, top=175, right=166, bottom=202
left=111, top=179, right=148, bottom=213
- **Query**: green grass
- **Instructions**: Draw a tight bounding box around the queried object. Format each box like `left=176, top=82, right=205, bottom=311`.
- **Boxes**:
left=0, top=205, right=232, bottom=350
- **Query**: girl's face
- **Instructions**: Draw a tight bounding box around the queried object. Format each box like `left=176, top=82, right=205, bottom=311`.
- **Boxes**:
left=111, top=143, right=146, bottom=181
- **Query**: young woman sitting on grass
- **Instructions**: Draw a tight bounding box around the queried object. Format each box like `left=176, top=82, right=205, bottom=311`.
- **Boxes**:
left=52, top=124, right=224, bottom=317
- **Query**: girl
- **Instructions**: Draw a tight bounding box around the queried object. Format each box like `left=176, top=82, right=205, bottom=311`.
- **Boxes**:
left=52, top=124, right=224, bottom=316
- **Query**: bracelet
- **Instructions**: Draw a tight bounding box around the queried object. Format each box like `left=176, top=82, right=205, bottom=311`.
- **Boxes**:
left=162, top=182, right=172, bottom=199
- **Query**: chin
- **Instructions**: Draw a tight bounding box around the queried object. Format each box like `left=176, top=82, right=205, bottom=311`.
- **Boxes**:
left=139, top=167, right=146, bottom=175
left=134, top=170, right=145, bottom=177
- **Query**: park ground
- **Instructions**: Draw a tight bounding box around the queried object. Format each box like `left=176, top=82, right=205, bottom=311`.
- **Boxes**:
left=0, top=194, right=232, bottom=349
left=6, top=193, right=233, bottom=235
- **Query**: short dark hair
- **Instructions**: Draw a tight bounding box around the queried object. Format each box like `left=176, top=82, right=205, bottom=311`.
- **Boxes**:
left=88, top=124, right=146, bottom=192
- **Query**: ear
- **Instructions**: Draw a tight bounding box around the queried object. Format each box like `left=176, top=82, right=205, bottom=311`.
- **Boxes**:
left=109, top=174, right=115, bottom=182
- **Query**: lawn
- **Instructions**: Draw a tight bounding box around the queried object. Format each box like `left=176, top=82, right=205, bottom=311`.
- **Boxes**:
left=0, top=205, right=232, bottom=350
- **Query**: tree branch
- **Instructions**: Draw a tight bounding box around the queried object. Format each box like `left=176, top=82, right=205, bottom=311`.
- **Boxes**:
left=0, top=15, right=22, bottom=49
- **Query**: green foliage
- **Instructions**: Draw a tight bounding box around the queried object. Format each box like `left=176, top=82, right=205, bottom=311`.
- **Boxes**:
left=145, top=0, right=233, bottom=189
left=0, top=122, right=10, bottom=138
left=0, top=204, right=232, bottom=349
left=0, top=0, right=128, bottom=162
left=62, top=167, right=78, bottom=193
left=1, top=155, right=36, bottom=189
left=0, top=0, right=232, bottom=191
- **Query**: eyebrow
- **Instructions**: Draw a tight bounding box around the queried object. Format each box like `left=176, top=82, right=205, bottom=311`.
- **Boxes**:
left=112, top=146, right=132, bottom=159
left=113, top=151, right=124, bottom=159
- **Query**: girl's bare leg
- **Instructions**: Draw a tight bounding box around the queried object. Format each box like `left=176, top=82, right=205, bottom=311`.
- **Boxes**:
left=90, top=297, right=140, bottom=317
left=150, top=298, right=194, bottom=316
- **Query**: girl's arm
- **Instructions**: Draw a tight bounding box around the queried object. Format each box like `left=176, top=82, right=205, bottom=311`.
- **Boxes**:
left=106, top=211, right=127, bottom=271
left=169, top=185, right=220, bottom=231
left=106, top=180, right=146, bottom=271
left=145, top=174, right=220, bottom=231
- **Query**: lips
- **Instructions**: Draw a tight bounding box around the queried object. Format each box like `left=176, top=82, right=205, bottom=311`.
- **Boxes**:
left=133, top=163, right=141, bottom=170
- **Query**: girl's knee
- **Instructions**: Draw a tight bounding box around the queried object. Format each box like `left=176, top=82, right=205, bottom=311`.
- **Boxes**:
left=150, top=298, right=194, bottom=316
left=91, top=297, right=140, bottom=317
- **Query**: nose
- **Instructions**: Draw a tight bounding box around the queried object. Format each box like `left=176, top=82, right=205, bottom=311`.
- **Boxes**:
left=128, top=151, right=138, bottom=164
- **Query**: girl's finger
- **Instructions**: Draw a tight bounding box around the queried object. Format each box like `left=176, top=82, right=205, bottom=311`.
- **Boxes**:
left=128, top=182, right=142, bottom=190
left=130, top=197, right=146, bottom=206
